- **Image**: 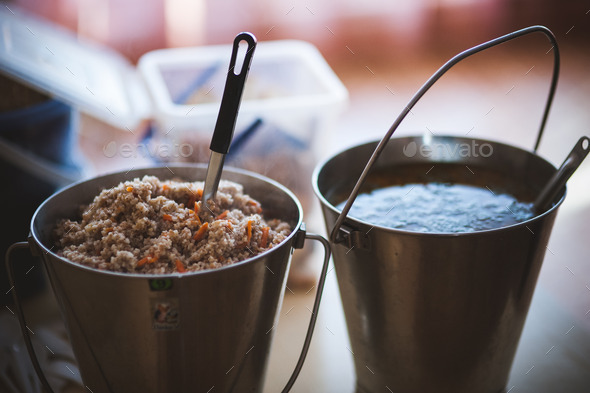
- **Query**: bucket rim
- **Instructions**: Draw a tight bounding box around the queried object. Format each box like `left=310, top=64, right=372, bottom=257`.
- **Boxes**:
left=312, top=135, right=566, bottom=238
left=31, top=163, right=304, bottom=278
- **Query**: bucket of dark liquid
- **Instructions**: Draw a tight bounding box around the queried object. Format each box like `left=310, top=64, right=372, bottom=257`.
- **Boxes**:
left=312, top=25, right=574, bottom=392
left=313, top=135, right=565, bottom=393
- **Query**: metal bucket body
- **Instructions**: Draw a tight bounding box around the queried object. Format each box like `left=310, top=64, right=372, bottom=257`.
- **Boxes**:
left=313, top=136, right=564, bottom=393
left=30, top=165, right=303, bottom=393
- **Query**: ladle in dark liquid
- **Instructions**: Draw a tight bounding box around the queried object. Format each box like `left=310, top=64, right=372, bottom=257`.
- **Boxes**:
left=533, top=136, right=589, bottom=213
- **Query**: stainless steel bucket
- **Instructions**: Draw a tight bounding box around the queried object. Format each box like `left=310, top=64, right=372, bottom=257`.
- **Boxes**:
left=313, top=26, right=568, bottom=393
left=7, top=164, right=330, bottom=393
left=314, top=137, right=564, bottom=393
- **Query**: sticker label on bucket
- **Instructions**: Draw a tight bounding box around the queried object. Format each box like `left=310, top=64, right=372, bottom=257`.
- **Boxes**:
left=151, top=298, right=180, bottom=330
left=149, top=278, right=173, bottom=291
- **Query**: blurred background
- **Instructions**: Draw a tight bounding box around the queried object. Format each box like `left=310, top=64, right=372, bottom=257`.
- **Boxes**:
left=10, top=0, right=590, bottom=61
left=1, top=0, right=589, bottom=392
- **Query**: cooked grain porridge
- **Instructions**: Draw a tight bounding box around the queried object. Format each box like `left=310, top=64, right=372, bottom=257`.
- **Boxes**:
left=55, top=176, right=292, bottom=274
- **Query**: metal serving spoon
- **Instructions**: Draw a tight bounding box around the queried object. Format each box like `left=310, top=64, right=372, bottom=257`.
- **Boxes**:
left=533, top=136, right=589, bottom=213
left=202, top=32, right=257, bottom=207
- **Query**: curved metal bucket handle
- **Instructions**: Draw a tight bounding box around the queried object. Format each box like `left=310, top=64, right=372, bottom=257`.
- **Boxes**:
left=281, top=230, right=331, bottom=392
left=6, top=229, right=332, bottom=393
left=330, top=25, right=560, bottom=244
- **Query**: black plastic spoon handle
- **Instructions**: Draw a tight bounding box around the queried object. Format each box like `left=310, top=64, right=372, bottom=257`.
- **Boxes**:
left=210, top=32, right=257, bottom=154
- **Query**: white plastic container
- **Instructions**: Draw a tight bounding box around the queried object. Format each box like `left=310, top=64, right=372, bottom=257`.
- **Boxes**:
left=138, top=40, right=348, bottom=154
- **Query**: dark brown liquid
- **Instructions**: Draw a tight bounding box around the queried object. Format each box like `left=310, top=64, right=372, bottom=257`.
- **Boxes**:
left=336, top=164, right=535, bottom=233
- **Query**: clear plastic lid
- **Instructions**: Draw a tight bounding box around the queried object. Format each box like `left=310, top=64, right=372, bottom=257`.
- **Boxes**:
left=0, top=6, right=151, bottom=130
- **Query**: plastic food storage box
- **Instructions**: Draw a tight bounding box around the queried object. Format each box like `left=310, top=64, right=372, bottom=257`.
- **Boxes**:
left=138, top=40, right=348, bottom=156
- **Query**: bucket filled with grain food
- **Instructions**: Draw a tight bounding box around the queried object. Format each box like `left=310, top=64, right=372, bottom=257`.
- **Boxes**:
left=6, top=164, right=330, bottom=393
left=313, top=27, right=586, bottom=392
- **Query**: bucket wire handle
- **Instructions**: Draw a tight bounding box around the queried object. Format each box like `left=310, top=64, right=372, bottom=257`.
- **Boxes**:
left=281, top=231, right=331, bottom=392
left=6, top=241, right=57, bottom=393
left=330, top=25, right=560, bottom=244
